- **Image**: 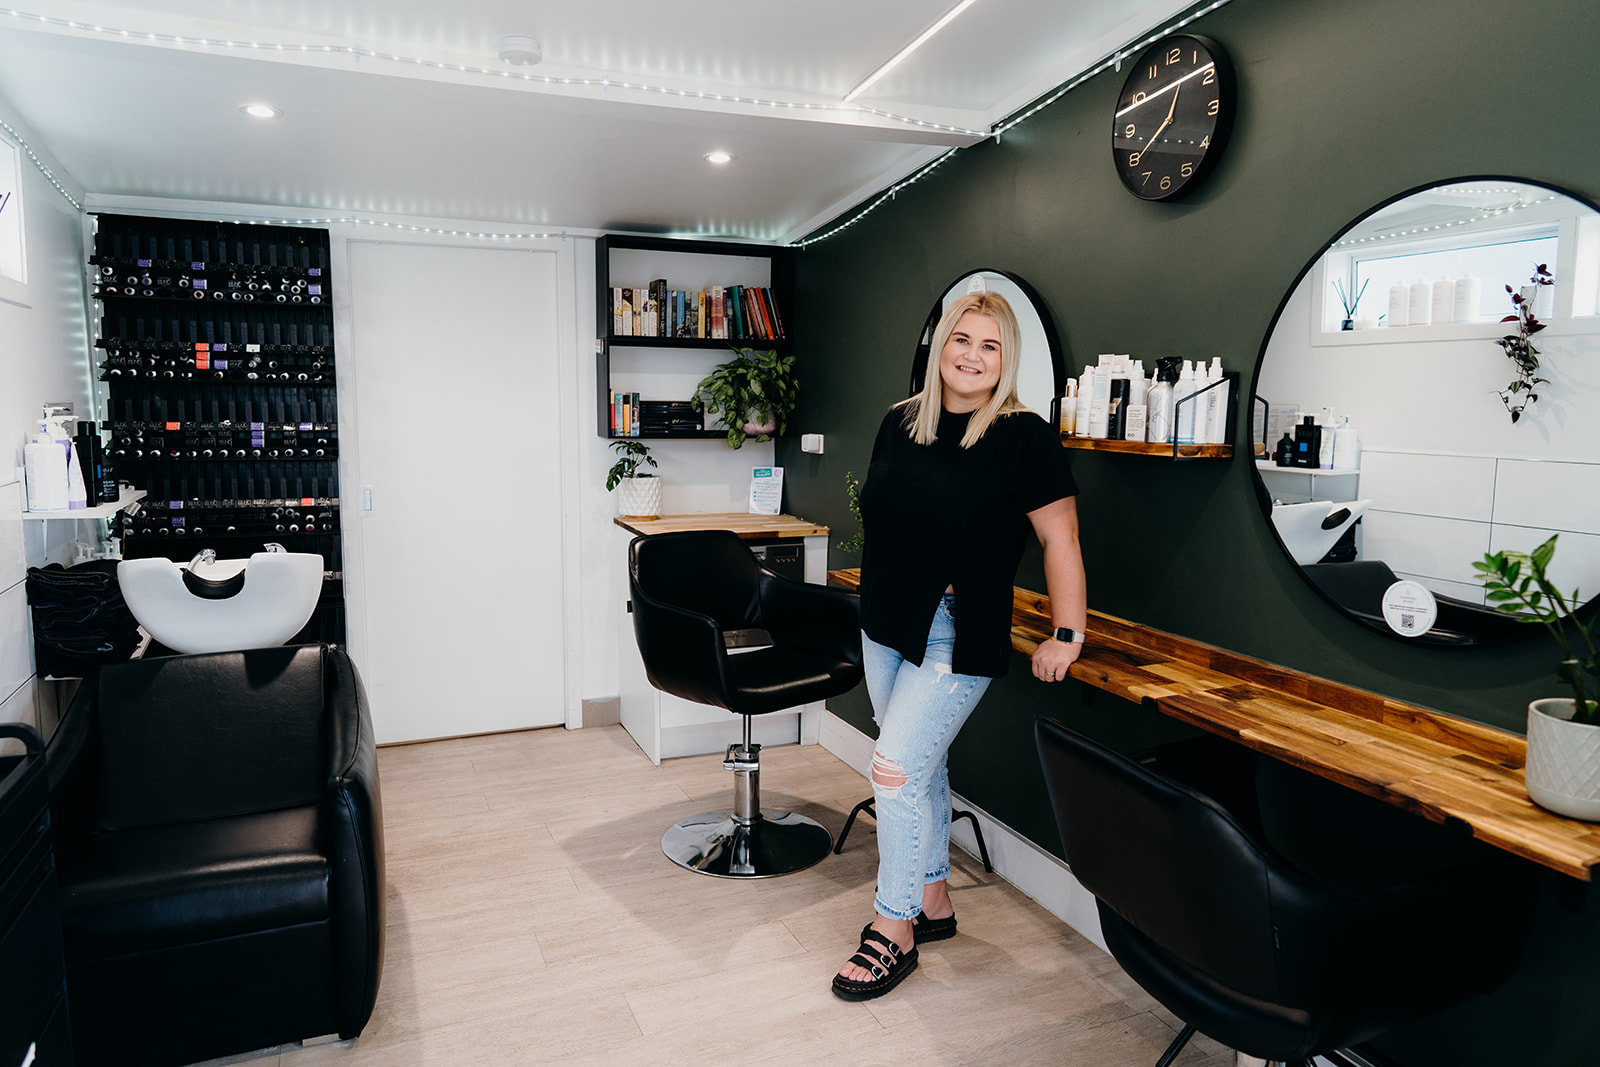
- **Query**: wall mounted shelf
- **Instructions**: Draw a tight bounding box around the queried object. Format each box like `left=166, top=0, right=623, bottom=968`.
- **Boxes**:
left=1061, top=437, right=1232, bottom=459
left=23, top=487, right=146, bottom=521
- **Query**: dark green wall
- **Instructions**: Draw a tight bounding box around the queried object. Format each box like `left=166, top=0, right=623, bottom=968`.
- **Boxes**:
left=779, top=0, right=1600, bottom=1062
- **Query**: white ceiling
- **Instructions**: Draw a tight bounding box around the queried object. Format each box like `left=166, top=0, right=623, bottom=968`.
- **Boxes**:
left=0, top=0, right=1195, bottom=242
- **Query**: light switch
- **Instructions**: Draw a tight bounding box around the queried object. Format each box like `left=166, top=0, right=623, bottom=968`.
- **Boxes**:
left=800, top=434, right=824, bottom=454
left=360, top=484, right=374, bottom=515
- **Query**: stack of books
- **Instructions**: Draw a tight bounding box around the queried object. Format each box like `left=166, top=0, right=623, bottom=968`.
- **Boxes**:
left=610, top=281, right=785, bottom=341
left=638, top=401, right=704, bottom=437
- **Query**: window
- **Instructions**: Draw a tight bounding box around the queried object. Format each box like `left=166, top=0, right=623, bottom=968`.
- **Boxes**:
left=1347, top=230, right=1557, bottom=328
left=0, top=134, right=23, bottom=284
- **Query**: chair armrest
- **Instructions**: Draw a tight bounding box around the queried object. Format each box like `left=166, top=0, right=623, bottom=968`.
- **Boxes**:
left=44, top=673, right=100, bottom=855
left=628, top=583, right=734, bottom=710
left=757, top=575, right=862, bottom=668
left=322, top=647, right=385, bottom=1039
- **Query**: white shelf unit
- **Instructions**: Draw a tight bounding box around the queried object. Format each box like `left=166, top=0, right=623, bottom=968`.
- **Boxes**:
left=22, top=487, right=146, bottom=521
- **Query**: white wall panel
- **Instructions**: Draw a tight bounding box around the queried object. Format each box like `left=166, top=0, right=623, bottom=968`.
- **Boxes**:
left=0, top=580, right=33, bottom=703
left=1359, top=451, right=1497, bottom=521
left=1362, top=511, right=1491, bottom=585
left=1488, top=525, right=1600, bottom=607
left=1492, top=459, right=1600, bottom=535
left=1394, top=571, right=1488, bottom=606
left=0, top=480, right=23, bottom=595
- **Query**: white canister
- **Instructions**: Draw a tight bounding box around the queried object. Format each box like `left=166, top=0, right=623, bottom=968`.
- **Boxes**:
left=1453, top=274, right=1482, bottom=322
left=1387, top=282, right=1410, bottom=327
left=1408, top=279, right=1433, bottom=327
left=1430, top=277, right=1455, bottom=324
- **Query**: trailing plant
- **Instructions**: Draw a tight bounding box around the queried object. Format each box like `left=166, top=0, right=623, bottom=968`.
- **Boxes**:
left=1475, top=533, right=1600, bottom=725
left=838, top=470, right=864, bottom=553
left=1494, top=264, right=1553, bottom=423
left=694, top=346, right=799, bottom=449
left=604, top=440, right=657, bottom=491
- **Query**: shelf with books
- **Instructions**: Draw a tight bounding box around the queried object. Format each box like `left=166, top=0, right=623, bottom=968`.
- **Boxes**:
left=595, top=234, right=794, bottom=439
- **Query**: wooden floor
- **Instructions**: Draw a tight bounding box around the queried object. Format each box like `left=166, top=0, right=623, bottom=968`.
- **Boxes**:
left=231, top=725, right=1235, bottom=1066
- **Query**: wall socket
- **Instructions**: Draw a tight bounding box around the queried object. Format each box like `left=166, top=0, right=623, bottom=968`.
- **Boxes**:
left=800, top=434, right=824, bottom=454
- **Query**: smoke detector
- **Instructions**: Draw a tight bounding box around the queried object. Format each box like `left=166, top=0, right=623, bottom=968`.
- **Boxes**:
left=497, top=36, right=543, bottom=66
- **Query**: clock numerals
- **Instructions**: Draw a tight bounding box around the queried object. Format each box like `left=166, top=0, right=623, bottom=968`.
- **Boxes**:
left=1111, top=34, right=1231, bottom=201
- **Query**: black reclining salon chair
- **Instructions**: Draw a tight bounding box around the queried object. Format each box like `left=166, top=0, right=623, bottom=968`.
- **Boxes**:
left=1034, top=717, right=1533, bottom=1067
left=629, top=529, right=863, bottom=877
left=45, top=644, right=384, bottom=1067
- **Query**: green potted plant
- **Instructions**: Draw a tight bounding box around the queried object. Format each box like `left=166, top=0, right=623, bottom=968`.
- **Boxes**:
left=605, top=440, right=661, bottom=518
left=694, top=346, right=798, bottom=449
left=1475, top=533, right=1600, bottom=819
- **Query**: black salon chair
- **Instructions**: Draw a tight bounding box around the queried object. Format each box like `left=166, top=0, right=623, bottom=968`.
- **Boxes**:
left=45, top=644, right=384, bottom=1067
left=1034, top=717, right=1533, bottom=1067
left=629, top=529, right=863, bottom=877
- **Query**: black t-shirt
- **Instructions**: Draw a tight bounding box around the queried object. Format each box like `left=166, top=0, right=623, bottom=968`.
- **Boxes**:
left=858, top=404, right=1078, bottom=678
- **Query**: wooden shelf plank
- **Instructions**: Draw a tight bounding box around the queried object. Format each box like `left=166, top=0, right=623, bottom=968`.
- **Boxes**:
left=828, top=566, right=1600, bottom=880
left=1060, top=436, right=1232, bottom=459
left=617, top=512, right=827, bottom=539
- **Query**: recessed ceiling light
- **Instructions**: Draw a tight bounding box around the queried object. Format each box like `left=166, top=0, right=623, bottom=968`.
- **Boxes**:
left=705, top=151, right=735, bottom=165
left=241, top=103, right=281, bottom=119
left=497, top=36, right=543, bottom=66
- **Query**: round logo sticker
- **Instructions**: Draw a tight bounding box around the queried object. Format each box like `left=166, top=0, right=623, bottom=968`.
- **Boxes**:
left=1381, top=580, right=1439, bottom=639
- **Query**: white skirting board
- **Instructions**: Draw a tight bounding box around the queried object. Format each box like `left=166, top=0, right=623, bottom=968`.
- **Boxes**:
left=818, top=709, right=1107, bottom=954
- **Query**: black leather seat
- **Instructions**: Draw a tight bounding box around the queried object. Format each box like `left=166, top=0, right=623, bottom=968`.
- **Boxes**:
left=629, top=529, right=863, bottom=877
left=1034, top=716, right=1534, bottom=1067
left=45, top=644, right=384, bottom=1067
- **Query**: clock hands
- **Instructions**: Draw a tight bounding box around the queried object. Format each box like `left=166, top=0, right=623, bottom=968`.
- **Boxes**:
left=1130, top=84, right=1180, bottom=167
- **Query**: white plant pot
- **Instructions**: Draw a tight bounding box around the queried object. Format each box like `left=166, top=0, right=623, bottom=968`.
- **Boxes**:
left=617, top=475, right=662, bottom=519
left=1525, top=698, right=1600, bottom=821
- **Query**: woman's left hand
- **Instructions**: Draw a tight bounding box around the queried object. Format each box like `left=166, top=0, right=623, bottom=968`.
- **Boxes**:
left=1032, top=637, right=1081, bottom=683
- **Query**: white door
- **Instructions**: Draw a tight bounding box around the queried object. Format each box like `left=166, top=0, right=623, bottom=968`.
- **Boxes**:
left=345, top=241, right=565, bottom=742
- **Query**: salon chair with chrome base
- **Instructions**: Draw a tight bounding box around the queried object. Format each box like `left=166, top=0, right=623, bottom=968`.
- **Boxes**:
left=629, top=530, right=863, bottom=878
left=1035, top=717, right=1534, bottom=1067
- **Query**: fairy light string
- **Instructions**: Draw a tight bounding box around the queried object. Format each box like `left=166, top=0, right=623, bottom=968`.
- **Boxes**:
left=3, top=0, right=1247, bottom=242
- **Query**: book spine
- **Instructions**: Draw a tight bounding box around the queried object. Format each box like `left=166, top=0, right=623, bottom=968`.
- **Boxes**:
left=633, top=392, right=641, bottom=437
left=612, top=288, right=622, bottom=336
left=730, top=285, right=744, bottom=339
left=767, top=287, right=785, bottom=339
left=711, top=285, right=724, bottom=339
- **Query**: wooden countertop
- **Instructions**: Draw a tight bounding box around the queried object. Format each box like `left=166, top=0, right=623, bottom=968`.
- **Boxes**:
left=828, top=567, right=1600, bottom=881
left=615, top=512, right=828, bottom=539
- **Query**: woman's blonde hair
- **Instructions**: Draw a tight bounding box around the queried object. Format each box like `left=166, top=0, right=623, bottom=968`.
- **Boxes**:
left=899, top=292, right=1030, bottom=447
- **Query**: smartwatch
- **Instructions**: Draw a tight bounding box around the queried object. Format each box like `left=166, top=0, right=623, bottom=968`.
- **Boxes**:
left=1052, top=627, right=1086, bottom=644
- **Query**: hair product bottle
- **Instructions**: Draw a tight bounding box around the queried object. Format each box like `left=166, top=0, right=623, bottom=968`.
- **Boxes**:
left=1205, top=357, right=1229, bottom=446
left=1147, top=357, right=1180, bottom=444
left=1175, top=361, right=1198, bottom=445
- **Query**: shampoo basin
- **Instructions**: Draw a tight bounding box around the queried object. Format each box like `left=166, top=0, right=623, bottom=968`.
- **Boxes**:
left=118, top=549, right=324, bottom=654
left=1271, top=499, right=1373, bottom=566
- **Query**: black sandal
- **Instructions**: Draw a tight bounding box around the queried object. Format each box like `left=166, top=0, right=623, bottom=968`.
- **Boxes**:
left=832, top=928, right=919, bottom=1001
left=913, top=911, right=957, bottom=943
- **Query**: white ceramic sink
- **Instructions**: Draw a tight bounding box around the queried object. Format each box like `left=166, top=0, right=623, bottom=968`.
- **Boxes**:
left=1271, top=499, right=1374, bottom=566
left=118, top=550, right=325, bottom=654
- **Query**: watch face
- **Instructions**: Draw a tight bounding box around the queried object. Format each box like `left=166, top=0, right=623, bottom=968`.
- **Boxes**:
left=1112, top=34, right=1232, bottom=201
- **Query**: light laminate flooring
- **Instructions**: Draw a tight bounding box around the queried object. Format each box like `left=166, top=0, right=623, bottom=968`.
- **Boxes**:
left=231, top=725, right=1235, bottom=1066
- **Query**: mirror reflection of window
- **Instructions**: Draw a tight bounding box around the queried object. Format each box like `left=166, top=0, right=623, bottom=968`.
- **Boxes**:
left=0, top=136, right=22, bottom=283
left=1255, top=179, right=1600, bottom=646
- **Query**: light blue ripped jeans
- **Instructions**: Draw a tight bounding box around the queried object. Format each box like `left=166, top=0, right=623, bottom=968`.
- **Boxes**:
left=862, top=594, right=992, bottom=921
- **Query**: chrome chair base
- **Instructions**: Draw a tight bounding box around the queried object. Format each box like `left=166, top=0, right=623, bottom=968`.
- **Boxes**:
left=662, top=811, right=832, bottom=878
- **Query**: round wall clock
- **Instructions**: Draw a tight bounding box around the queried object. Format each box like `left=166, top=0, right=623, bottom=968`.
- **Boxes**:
left=1112, top=34, right=1234, bottom=201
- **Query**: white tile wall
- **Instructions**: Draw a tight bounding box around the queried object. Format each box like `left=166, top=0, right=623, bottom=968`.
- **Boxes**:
left=0, top=582, right=33, bottom=707
left=1488, top=526, right=1600, bottom=607
left=0, top=481, right=23, bottom=589
left=1363, top=511, right=1492, bottom=586
left=1492, top=458, right=1600, bottom=535
left=1394, top=571, right=1488, bottom=606
left=1359, top=451, right=1497, bottom=521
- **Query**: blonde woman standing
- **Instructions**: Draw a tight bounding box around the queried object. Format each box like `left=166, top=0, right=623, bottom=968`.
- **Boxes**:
left=833, top=292, right=1086, bottom=1001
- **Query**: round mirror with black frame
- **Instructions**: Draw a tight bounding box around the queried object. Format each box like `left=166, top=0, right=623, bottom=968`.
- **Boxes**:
left=909, top=269, right=1068, bottom=419
left=1251, top=176, right=1600, bottom=646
